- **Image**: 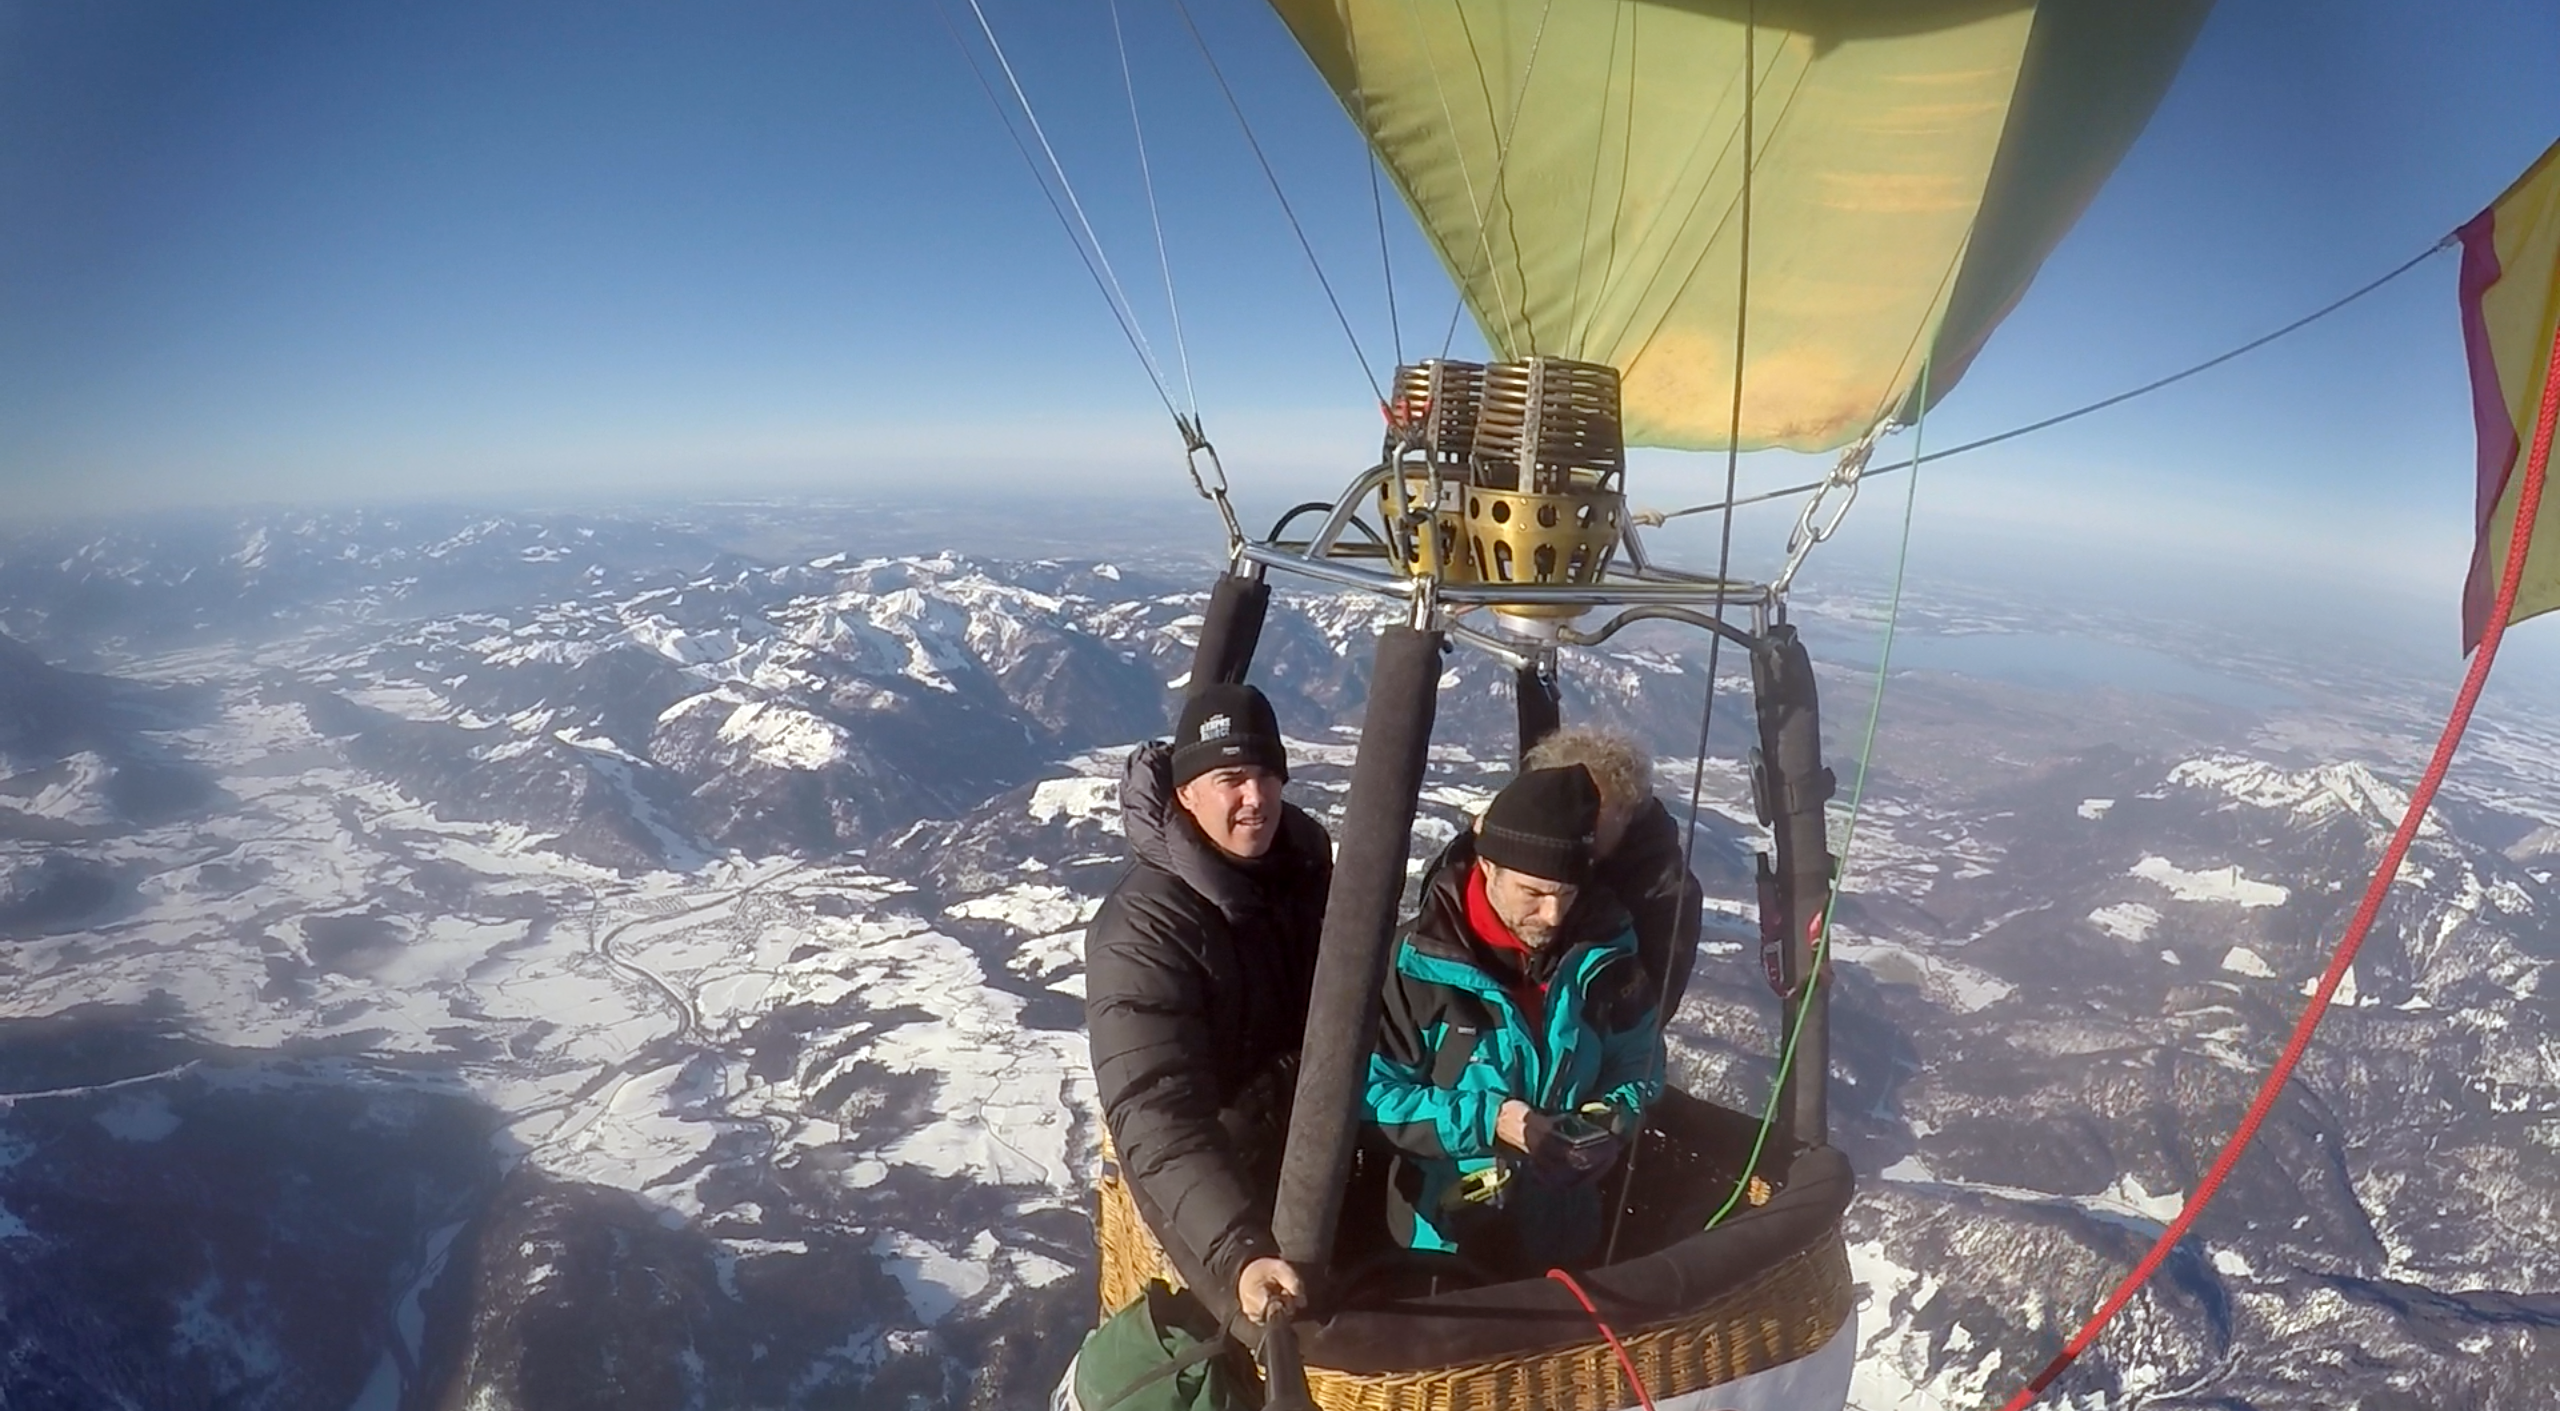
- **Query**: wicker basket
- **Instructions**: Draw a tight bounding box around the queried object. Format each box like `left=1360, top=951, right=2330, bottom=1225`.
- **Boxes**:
left=1302, top=1229, right=1853, bottom=1411
left=1096, top=1131, right=1180, bottom=1316
left=1093, top=1098, right=1850, bottom=1411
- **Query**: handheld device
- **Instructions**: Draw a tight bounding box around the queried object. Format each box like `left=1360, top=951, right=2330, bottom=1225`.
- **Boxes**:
left=1548, top=1111, right=1614, bottom=1152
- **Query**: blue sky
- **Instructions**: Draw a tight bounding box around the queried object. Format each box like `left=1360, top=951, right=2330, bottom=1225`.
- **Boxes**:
left=3, top=1, right=2555, bottom=631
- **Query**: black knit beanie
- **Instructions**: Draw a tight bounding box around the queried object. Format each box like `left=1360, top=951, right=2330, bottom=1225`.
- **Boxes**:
left=1170, top=683, right=1289, bottom=786
left=1477, top=764, right=1599, bottom=884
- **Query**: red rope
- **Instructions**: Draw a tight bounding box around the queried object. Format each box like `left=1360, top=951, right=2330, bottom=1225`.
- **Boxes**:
left=1546, top=1269, right=1659, bottom=1411
left=2004, top=317, right=2560, bottom=1409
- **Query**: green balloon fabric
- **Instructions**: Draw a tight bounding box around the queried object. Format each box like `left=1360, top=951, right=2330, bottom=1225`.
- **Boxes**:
left=1265, top=0, right=2208, bottom=452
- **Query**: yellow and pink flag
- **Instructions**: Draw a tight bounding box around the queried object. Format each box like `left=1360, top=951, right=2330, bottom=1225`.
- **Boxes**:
left=2458, top=138, right=2560, bottom=650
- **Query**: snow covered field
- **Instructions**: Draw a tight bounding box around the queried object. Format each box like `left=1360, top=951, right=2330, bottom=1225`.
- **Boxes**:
left=8, top=510, right=2560, bottom=1408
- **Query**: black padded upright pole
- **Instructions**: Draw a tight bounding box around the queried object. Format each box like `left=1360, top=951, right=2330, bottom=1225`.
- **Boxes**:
left=1749, top=624, right=1836, bottom=1152
left=1188, top=572, right=1271, bottom=692
left=1513, top=654, right=1561, bottom=763
left=1272, top=625, right=1444, bottom=1270
left=1259, top=1317, right=1317, bottom=1411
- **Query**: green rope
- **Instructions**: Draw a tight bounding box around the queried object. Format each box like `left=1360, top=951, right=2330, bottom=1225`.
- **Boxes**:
left=1702, top=356, right=1931, bottom=1232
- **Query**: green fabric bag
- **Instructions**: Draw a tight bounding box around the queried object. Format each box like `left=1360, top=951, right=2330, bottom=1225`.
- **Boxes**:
left=1069, top=1282, right=1252, bottom=1411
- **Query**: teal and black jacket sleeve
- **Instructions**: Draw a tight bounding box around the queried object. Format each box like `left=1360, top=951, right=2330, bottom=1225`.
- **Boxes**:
left=1359, top=945, right=1503, bottom=1163
left=1587, top=952, right=1665, bottom=1126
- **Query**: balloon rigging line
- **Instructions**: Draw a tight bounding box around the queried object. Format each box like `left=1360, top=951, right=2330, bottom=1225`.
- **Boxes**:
left=1412, top=0, right=1555, bottom=361
left=1407, top=0, right=1511, bottom=357
left=960, top=0, right=1180, bottom=408
left=1108, top=0, right=1199, bottom=418
left=2002, top=304, right=2560, bottom=1411
left=1372, top=148, right=1404, bottom=370
left=1340, top=8, right=1405, bottom=369
left=1466, top=0, right=1559, bottom=352
left=1730, top=348, right=1925, bottom=1244
left=939, top=0, right=1185, bottom=426
left=1606, top=0, right=1754, bottom=1265
left=1704, top=346, right=1930, bottom=1242
left=1644, top=235, right=2458, bottom=524
left=1169, top=0, right=1388, bottom=407
left=1569, top=0, right=1635, bottom=358
left=1595, top=35, right=1808, bottom=367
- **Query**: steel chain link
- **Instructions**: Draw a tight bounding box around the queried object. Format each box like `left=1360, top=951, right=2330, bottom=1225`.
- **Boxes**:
left=1772, top=427, right=1883, bottom=596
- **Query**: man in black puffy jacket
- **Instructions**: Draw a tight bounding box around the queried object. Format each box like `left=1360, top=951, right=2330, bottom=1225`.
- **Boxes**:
left=1085, top=683, right=1331, bottom=1326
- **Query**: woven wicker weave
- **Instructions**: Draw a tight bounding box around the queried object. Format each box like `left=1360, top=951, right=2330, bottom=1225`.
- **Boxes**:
left=1096, top=1132, right=1179, bottom=1315
left=1301, top=1230, right=1853, bottom=1411
left=1095, top=1102, right=1847, bottom=1411
left=1102, top=1135, right=1848, bottom=1411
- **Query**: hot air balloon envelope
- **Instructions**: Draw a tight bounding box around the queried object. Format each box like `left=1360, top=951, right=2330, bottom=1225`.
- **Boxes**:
left=1267, top=0, right=2211, bottom=451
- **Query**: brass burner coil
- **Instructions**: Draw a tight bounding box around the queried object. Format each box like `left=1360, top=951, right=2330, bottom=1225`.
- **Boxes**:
left=1380, top=359, right=1485, bottom=581
left=1386, top=359, right=1485, bottom=465
left=1471, top=357, right=1624, bottom=493
left=1373, top=357, right=1629, bottom=606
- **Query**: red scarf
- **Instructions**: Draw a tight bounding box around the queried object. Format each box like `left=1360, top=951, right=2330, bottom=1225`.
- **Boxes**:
left=1464, top=866, right=1546, bottom=1026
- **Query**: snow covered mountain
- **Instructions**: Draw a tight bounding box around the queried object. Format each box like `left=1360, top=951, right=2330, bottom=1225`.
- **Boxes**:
left=1, top=502, right=2556, bottom=1409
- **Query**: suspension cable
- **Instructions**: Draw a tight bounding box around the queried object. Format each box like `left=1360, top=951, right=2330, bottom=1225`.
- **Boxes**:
left=960, top=0, right=1176, bottom=394
left=2001, top=306, right=2560, bottom=1411
left=1569, top=0, right=1633, bottom=357
left=1107, top=0, right=1198, bottom=418
left=1168, top=0, right=1388, bottom=406
left=1370, top=149, right=1404, bottom=370
left=1701, top=347, right=1932, bottom=1240
left=1415, top=0, right=1556, bottom=359
left=1605, top=0, right=1753, bottom=1264
left=938, top=0, right=1183, bottom=424
left=1340, top=8, right=1404, bottom=370
left=1640, top=236, right=2458, bottom=525
left=1476, top=0, right=1556, bottom=353
left=1409, top=0, right=1511, bottom=355
left=1454, top=0, right=1558, bottom=351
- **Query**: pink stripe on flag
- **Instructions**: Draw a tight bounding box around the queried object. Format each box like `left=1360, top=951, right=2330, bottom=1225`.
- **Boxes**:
left=2458, top=208, right=2517, bottom=652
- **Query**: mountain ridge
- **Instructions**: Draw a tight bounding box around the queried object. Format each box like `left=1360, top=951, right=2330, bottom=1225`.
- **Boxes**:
left=2, top=503, right=2557, bottom=1408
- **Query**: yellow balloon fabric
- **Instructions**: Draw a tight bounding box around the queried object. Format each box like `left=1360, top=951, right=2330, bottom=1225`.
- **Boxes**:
left=2459, top=138, right=2560, bottom=648
left=1266, top=0, right=2207, bottom=453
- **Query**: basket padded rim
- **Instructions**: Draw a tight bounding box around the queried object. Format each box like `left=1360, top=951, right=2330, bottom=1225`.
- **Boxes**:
left=1298, top=1144, right=1855, bottom=1375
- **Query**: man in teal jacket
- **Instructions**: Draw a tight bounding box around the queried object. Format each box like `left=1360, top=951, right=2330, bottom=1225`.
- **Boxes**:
left=1361, top=764, right=1665, bottom=1275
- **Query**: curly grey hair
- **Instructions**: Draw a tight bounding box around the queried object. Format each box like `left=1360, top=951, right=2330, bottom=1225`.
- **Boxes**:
left=1521, top=724, right=1654, bottom=819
